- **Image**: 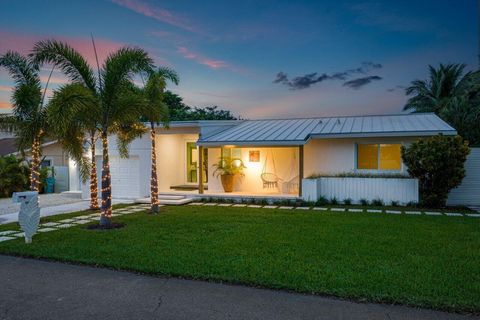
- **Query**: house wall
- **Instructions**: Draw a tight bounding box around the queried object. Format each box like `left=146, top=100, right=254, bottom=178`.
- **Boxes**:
left=81, top=134, right=151, bottom=199
left=304, top=136, right=418, bottom=177
left=41, top=143, right=68, bottom=167
left=156, top=133, right=199, bottom=192
left=207, top=147, right=299, bottom=194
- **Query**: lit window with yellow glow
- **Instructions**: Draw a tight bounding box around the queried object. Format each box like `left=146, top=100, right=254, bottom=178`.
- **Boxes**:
left=357, top=143, right=402, bottom=171
left=379, top=144, right=401, bottom=170
left=357, top=144, right=378, bottom=169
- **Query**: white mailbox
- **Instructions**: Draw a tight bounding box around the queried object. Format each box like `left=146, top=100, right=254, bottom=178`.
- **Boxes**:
left=12, top=191, right=40, bottom=244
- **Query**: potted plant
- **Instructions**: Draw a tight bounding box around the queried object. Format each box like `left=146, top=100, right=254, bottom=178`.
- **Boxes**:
left=212, top=156, right=246, bottom=192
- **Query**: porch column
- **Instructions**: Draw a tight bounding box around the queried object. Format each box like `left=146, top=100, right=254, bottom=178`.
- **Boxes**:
left=198, top=146, right=204, bottom=194
left=299, top=145, right=304, bottom=197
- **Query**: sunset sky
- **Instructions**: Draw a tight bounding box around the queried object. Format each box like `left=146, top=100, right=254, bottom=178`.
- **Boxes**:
left=0, top=0, right=477, bottom=118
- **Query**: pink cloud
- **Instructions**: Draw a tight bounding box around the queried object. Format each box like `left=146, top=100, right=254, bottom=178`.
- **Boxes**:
left=0, top=101, right=11, bottom=109
left=111, top=0, right=198, bottom=34
left=0, top=85, right=11, bottom=92
left=0, top=29, right=124, bottom=66
left=177, top=46, right=229, bottom=70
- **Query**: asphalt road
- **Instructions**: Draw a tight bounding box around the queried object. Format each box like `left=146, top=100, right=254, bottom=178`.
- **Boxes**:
left=0, top=255, right=477, bottom=320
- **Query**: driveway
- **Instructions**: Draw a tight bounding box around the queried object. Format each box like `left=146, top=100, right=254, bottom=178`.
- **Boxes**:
left=0, top=193, right=83, bottom=215
left=0, top=255, right=476, bottom=320
left=0, top=194, right=132, bottom=224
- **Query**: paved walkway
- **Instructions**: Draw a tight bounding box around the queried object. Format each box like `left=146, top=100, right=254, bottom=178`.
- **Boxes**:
left=0, top=193, right=84, bottom=215
left=0, top=255, right=476, bottom=320
left=0, top=198, right=133, bottom=225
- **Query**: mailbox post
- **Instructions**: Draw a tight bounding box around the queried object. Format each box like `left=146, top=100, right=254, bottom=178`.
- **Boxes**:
left=12, top=191, right=40, bottom=244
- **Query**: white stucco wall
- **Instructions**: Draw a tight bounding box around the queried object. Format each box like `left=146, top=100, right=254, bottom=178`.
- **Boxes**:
left=304, top=137, right=418, bottom=177
left=156, top=133, right=199, bottom=192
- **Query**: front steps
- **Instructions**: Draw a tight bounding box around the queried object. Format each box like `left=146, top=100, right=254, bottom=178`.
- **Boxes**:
left=134, top=194, right=193, bottom=206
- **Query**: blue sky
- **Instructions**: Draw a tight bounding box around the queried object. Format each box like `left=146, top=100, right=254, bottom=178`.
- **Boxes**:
left=0, top=0, right=477, bottom=118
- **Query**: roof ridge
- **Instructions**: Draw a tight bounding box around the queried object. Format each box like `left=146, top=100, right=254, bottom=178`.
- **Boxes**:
left=236, top=112, right=436, bottom=122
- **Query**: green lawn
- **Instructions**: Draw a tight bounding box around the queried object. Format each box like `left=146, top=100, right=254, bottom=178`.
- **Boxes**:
left=0, top=205, right=479, bottom=313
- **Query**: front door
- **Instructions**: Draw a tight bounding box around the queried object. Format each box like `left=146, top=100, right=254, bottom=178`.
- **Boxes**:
left=186, top=142, right=208, bottom=184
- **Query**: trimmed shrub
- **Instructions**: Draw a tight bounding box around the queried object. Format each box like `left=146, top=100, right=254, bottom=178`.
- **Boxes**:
left=401, top=135, right=470, bottom=207
left=0, top=155, right=29, bottom=198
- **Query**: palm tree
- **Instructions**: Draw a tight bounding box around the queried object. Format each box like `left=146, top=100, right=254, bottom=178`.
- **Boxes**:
left=0, top=51, right=52, bottom=191
left=46, top=83, right=101, bottom=209
left=32, top=40, right=153, bottom=226
left=404, top=63, right=480, bottom=145
left=142, top=67, right=179, bottom=212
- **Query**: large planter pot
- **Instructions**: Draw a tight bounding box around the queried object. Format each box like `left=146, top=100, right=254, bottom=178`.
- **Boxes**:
left=220, top=174, right=236, bottom=192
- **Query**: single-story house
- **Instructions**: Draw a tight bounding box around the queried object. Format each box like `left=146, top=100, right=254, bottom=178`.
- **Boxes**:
left=77, top=113, right=460, bottom=205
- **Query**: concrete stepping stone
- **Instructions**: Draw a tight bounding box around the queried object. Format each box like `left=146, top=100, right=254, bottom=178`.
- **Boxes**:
left=295, top=207, right=310, bottom=210
left=331, top=208, right=345, bottom=212
left=424, top=211, right=441, bottom=216
left=204, top=203, right=217, bottom=206
left=217, top=203, right=232, bottom=207
left=73, top=215, right=92, bottom=220
left=233, top=204, right=247, bottom=207
left=0, top=236, right=15, bottom=242
left=313, top=207, right=328, bottom=211
left=10, top=232, right=25, bottom=237
left=42, top=222, right=60, bottom=227
left=367, top=209, right=382, bottom=213
left=445, top=212, right=463, bottom=217
left=0, top=230, right=16, bottom=236
left=386, top=210, right=402, bottom=214
left=466, top=213, right=480, bottom=217
left=189, top=203, right=204, bottom=206
left=73, top=220, right=91, bottom=225
left=248, top=205, right=263, bottom=208
left=348, top=208, right=363, bottom=212
left=278, top=206, right=294, bottom=210
left=56, top=224, right=74, bottom=229
left=58, top=219, right=76, bottom=223
left=263, top=205, right=278, bottom=209
left=38, top=228, right=56, bottom=233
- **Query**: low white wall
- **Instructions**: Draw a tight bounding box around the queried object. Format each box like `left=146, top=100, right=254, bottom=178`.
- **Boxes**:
left=302, top=177, right=419, bottom=205
left=448, top=147, right=480, bottom=206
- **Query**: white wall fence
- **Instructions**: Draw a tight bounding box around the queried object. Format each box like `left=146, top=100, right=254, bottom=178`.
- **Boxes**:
left=302, top=177, right=419, bottom=205
left=448, top=147, right=480, bottom=207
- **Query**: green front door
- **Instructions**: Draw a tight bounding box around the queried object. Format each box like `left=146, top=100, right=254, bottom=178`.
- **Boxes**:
left=186, top=142, right=208, bottom=184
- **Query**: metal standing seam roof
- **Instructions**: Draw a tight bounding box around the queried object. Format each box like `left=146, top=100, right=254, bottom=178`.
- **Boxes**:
left=197, top=113, right=456, bottom=146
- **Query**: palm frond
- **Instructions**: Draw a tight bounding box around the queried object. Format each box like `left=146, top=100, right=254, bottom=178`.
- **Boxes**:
left=0, top=51, right=40, bottom=88
left=31, top=39, right=97, bottom=92
left=102, top=47, right=154, bottom=108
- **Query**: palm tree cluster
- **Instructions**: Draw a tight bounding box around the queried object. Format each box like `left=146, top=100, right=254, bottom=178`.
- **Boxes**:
left=0, top=40, right=178, bottom=226
left=404, top=63, right=480, bottom=145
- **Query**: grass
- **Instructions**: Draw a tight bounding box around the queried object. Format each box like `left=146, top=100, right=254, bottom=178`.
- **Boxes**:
left=0, top=205, right=479, bottom=313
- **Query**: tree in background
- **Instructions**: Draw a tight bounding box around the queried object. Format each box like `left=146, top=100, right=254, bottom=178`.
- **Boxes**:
left=141, top=67, right=179, bottom=213
left=0, top=51, right=52, bottom=191
left=163, top=91, right=238, bottom=120
left=33, top=40, right=152, bottom=226
left=404, top=63, right=480, bottom=145
left=401, top=135, right=470, bottom=207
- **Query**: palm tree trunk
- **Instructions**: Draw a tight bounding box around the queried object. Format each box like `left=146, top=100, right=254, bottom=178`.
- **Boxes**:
left=100, top=131, right=112, bottom=226
left=89, top=134, right=99, bottom=210
left=150, top=123, right=159, bottom=213
left=30, top=133, right=42, bottom=191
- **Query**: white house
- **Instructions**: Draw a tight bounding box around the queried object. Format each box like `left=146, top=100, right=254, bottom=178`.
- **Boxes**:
left=75, top=113, right=460, bottom=205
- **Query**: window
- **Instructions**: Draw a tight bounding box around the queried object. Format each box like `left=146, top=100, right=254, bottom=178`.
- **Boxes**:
left=40, top=159, right=51, bottom=168
left=357, top=144, right=401, bottom=171
left=221, top=147, right=241, bottom=159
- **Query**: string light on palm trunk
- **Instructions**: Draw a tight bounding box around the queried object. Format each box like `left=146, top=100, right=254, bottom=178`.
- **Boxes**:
left=101, top=135, right=112, bottom=218
left=150, top=129, right=159, bottom=209
left=29, top=131, right=43, bottom=191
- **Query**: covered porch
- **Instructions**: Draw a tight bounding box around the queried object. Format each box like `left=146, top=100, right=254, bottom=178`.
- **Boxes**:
left=155, top=126, right=304, bottom=197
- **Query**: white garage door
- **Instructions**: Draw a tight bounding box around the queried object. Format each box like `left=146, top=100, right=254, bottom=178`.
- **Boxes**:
left=96, top=156, right=140, bottom=199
